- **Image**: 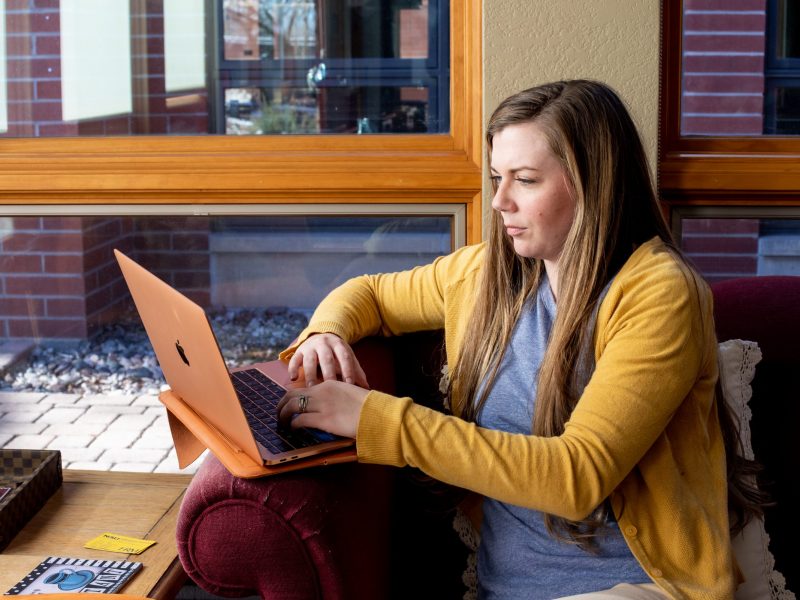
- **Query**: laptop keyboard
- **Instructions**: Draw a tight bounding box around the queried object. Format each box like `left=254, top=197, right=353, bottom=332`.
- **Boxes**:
left=231, top=368, right=335, bottom=455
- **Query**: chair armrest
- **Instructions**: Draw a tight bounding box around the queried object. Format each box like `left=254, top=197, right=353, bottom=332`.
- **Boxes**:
left=176, top=337, right=398, bottom=599
left=177, top=455, right=393, bottom=599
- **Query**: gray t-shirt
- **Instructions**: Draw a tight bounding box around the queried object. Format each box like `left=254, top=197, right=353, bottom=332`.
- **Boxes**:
left=475, top=276, right=649, bottom=599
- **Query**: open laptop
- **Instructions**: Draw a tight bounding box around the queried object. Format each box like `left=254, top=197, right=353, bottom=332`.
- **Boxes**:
left=114, top=249, right=355, bottom=468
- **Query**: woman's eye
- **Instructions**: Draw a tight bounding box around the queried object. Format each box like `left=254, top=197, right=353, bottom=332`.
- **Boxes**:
left=516, top=177, right=535, bottom=185
left=490, top=175, right=502, bottom=185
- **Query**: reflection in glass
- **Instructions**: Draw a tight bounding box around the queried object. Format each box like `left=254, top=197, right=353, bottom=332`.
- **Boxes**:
left=777, top=0, right=800, bottom=59
left=679, top=217, right=800, bottom=282
left=224, top=85, right=429, bottom=134
left=764, top=84, right=800, bottom=134
left=164, top=0, right=206, bottom=92
left=679, top=1, right=800, bottom=136
left=0, top=213, right=451, bottom=340
left=60, top=0, right=132, bottom=121
left=0, top=0, right=448, bottom=137
left=223, top=0, right=317, bottom=61
left=222, top=0, right=430, bottom=62
left=0, top=0, right=6, bottom=133
left=0, top=213, right=452, bottom=394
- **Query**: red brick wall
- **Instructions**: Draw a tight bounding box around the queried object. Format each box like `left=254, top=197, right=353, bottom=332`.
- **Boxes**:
left=680, top=2, right=765, bottom=280
left=1, top=0, right=209, bottom=138
left=681, top=0, right=766, bottom=135
left=0, top=216, right=211, bottom=340
left=81, top=217, right=135, bottom=334
left=133, top=217, right=211, bottom=308
left=681, top=218, right=760, bottom=283
left=4, top=1, right=74, bottom=137
left=399, top=0, right=428, bottom=59
left=0, top=216, right=87, bottom=338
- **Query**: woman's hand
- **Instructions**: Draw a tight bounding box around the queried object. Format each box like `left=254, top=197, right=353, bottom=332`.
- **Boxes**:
left=277, top=380, right=369, bottom=439
left=287, top=333, right=369, bottom=388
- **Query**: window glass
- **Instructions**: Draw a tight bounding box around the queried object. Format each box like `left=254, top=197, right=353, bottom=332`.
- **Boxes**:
left=0, top=213, right=452, bottom=395
left=0, top=0, right=7, bottom=133
left=677, top=215, right=800, bottom=282
left=60, top=0, right=133, bottom=121
left=0, top=0, right=449, bottom=137
left=679, top=0, right=800, bottom=136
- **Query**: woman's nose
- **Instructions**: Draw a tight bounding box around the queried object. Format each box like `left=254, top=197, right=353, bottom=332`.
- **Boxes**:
left=491, top=181, right=513, bottom=212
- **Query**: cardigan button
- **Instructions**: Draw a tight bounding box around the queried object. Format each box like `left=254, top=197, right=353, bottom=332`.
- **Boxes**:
left=624, top=525, right=638, bottom=538
left=652, top=568, right=663, bottom=578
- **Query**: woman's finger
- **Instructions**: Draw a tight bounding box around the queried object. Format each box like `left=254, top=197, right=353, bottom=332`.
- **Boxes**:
left=332, top=343, right=355, bottom=384
left=302, top=350, right=320, bottom=386
left=316, top=345, right=339, bottom=382
left=332, top=343, right=369, bottom=388
left=277, top=390, right=312, bottom=427
left=277, top=381, right=367, bottom=439
left=287, top=349, right=303, bottom=381
left=285, top=412, right=317, bottom=430
left=353, top=361, right=369, bottom=389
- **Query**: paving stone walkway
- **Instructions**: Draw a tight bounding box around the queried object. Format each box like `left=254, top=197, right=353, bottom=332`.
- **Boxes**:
left=0, top=389, right=205, bottom=473
left=0, top=391, right=226, bottom=599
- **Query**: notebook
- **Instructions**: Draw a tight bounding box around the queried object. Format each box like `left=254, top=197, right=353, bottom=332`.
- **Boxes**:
left=114, top=249, right=356, bottom=478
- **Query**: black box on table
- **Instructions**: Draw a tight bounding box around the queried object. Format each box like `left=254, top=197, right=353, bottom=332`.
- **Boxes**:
left=0, top=449, right=62, bottom=551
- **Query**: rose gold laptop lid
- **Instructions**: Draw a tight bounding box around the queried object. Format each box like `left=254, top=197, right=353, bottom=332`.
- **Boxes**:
left=114, top=250, right=355, bottom=466
left=114, top=249, right=263, bottom=464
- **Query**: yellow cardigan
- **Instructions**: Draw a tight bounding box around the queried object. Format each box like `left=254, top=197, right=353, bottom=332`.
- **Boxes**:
left=281, top=237, right=736, bottom=599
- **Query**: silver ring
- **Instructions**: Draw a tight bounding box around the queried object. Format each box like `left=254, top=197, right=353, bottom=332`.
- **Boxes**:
left=298, top=395, right=308, bottom=414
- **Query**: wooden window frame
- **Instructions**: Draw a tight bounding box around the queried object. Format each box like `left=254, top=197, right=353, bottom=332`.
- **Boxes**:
left=659, top=0, right=800, bottom=212
left=0, top=1, right=483, bottom=244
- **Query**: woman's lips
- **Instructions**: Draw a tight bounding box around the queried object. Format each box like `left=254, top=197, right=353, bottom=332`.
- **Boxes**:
left=505, top=226, right=526, bottom=236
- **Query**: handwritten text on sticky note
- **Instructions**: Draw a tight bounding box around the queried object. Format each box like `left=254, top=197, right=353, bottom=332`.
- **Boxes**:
left=84, top=532, right=156, bottom=555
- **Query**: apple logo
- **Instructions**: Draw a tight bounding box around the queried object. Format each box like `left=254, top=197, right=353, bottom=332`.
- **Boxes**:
left=175, top=340, right=190, bottom=366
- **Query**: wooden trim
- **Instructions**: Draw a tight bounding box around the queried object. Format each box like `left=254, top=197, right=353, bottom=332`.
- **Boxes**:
left=465, top=190, right=483, bottom=246
left=658, top=0, right=800, bottom=199
left=148, top=560, right=188, bottom=600
left=658, top=0, right=682, bottom=169
left=660, top=154, right=800, bottom=194
left=663, top=197, right=800, bottom=236
left=662, top=193, right=800, bottom=207
left=0, top=1, right=483, bottom=240
left=64, top=469, right=193, bottom=485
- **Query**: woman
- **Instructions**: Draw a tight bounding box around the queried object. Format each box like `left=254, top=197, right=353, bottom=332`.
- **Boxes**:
left=277, top=80, right=755, bottom=599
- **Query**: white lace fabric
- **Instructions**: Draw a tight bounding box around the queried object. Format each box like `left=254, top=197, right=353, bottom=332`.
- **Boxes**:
left=719, top=340, right=795, bottom=600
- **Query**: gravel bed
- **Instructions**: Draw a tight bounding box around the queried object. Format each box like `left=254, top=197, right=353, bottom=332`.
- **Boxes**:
left=1, top=307, right=308, bottom=396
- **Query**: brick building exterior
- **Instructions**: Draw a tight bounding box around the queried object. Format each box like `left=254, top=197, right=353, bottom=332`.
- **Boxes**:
left=680, top=0, right=766, bottom=281
left=2, top=0, right=209, bottom=137
left=682, top=0, right=765, bottom=135
left=1, top=0, right=213, bottom=340
left=0, top=216, right=210, bottom=340
left=0, top=0, right=782, bottom=339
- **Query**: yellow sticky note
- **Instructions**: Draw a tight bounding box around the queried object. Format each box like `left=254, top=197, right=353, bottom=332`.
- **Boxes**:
left=84, top=532, right=157, bottom=555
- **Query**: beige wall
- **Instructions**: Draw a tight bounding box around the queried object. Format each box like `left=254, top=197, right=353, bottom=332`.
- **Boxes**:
left=482, top=0, right=661, bottom=224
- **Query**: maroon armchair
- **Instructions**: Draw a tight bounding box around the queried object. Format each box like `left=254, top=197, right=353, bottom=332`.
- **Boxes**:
left=176, top=276, right=799, bottom=598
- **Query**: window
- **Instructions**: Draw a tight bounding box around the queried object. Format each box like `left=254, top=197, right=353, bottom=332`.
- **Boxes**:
left=0, top=0, right=481, bottom=351
left=660, top=0, right=800, bottom=282
left=671, top=206, right=800, bottom=282
left=765, top=0, right=800, bottom=134
left=2, top=0, right=450, bottom=137
left=0, top=0, right=482, bottom=243
left=0, top=206, right=461, bottom=367
left=217, top=0, right=449, bottom=135
left=0, top=0, right=7, bottom=134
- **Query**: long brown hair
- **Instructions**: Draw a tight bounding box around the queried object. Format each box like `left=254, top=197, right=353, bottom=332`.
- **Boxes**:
left=449, top=80, right=764, bottom=548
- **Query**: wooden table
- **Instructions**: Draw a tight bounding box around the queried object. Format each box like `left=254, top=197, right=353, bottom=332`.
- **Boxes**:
left=0, top=470, right=193, bottom=599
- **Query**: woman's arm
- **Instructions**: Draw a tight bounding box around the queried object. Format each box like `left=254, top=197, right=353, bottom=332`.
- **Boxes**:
left=353, top=263, right=714, bottom=519
left=278, top=244, right=485, bottom=384
left=277, top=247, right=716, bottom=519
